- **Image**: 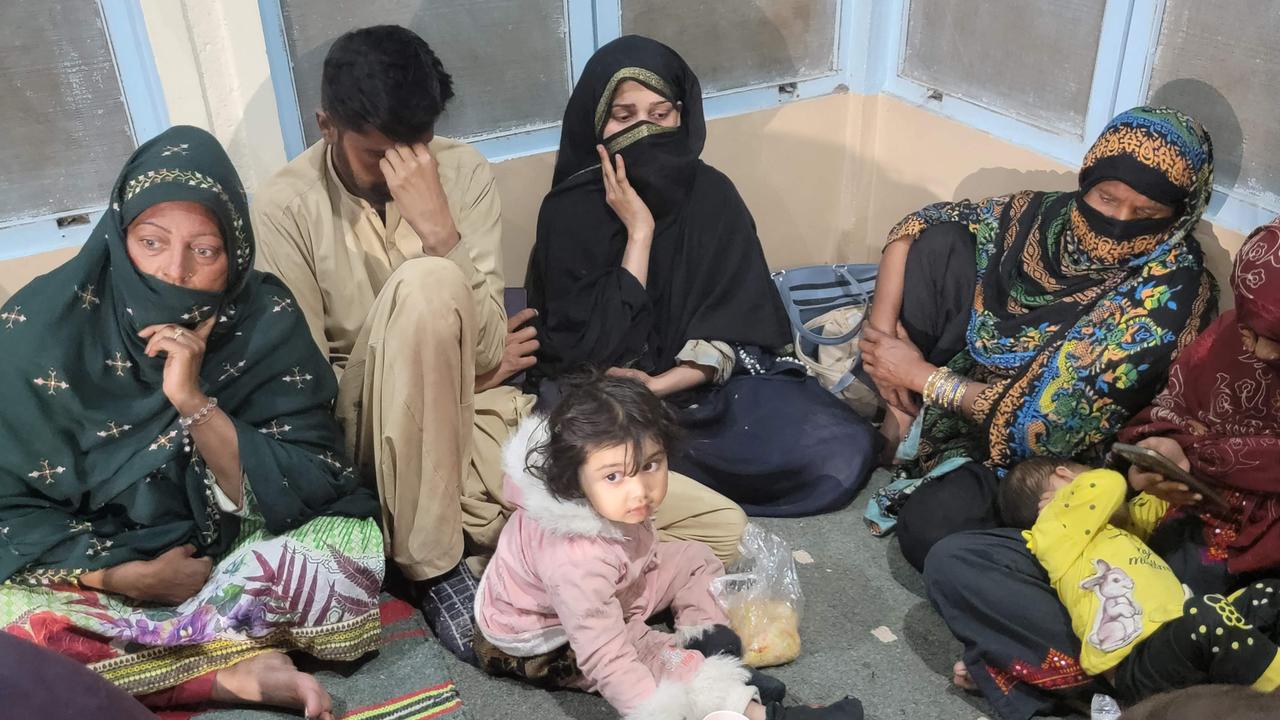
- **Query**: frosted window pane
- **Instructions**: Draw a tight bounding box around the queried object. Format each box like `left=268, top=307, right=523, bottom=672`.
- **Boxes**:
left=621, top=0, right=839, bottom=93
left=0, top=1, right=135, bottom=222
left=1149, top=0, right=1280, bottom=202
left=279, top=0, right=571, bottom=142
left=901, top=0, right=1105, bottom=135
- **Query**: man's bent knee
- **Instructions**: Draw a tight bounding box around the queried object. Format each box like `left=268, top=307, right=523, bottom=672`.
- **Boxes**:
left=384, top=256, right=472, bottom=310
left=706, top=503, right=748, bottom=567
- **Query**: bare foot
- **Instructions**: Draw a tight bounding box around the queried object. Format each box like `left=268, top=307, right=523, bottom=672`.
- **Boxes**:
left=952, top=659, right=977, bottom=691
left=213, top=651, right=334, bottom=719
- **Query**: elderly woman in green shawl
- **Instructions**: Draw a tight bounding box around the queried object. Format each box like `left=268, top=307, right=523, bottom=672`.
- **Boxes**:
left=0, top=126, right=382, bottom=719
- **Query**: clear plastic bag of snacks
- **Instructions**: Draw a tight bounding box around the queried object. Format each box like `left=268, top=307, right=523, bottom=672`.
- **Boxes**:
left=710, top=524, right=804, bottom=667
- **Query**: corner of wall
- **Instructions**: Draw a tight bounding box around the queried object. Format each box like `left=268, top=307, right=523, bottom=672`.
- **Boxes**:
left=838, top=91, right=884, bottom=263
left=139, top=0, right=287, bottom=192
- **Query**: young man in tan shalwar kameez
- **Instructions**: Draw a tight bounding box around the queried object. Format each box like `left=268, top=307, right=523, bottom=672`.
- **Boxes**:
left=251, top=25, right=747, bottom=662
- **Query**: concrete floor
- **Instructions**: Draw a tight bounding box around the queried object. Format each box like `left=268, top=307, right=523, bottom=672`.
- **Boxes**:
left=448, top=469, right=1082, bottom=720
left=202, top=470, right=1083, bottom=720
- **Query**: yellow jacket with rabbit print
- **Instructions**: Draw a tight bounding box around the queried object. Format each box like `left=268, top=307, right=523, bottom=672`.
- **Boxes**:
left=1024, top=469, right=1186, bottom=674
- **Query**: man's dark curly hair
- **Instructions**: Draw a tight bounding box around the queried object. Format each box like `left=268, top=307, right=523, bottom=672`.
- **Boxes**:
left=321, top=25, right=454, bottom=142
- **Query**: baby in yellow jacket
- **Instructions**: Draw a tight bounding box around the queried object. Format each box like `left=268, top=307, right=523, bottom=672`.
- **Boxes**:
left=999, top=458, right=1280, bottom=703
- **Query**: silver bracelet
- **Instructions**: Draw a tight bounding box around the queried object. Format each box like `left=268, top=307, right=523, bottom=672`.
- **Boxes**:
left=180, top=397, right=218, bottom=453
left=179, top=396, right=219, bottom=428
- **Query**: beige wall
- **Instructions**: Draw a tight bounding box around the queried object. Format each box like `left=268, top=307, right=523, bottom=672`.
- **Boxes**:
left=490, top=93, right=855, bottom=285
left=138, top=0, right=286, bottom=191
left=0, top=3, right=1251, bottom=304
left=855, top=96, right=1247, bottom=298
left=0, top=247, right=79, bottom=303
left=490, top=92, right=1249, bottom=288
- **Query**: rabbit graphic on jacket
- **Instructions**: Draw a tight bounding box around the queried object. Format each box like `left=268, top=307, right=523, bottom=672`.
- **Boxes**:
left=1080, top=559, right=1144, bottom=652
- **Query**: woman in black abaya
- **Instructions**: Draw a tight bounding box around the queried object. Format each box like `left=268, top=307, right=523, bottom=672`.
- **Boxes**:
left=525, top=35, right=879, bottom=517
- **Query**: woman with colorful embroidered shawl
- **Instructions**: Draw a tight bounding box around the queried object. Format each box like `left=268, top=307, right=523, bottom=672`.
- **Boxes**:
left=925, top=221, right=1280, bottom=720
left=860, top=108, right=1217, bottom=570
left=525, top=35, right=880, bottom=516
left=0, top=126, right=382, bottom=719
left=1119, top=217, right=1280, bottom=576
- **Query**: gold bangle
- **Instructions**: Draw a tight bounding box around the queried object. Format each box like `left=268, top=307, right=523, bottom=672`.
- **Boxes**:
left=923, top=368, right=949, bottom=407
left=926, top=366, right=957, bottom=407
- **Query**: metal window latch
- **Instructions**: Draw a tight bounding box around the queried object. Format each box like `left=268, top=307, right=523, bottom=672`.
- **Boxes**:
left=926, top=88, right=944, bottom=102
left=56, top=213, right=91, bottom=229
left=778, top=82, right=798, bottom=98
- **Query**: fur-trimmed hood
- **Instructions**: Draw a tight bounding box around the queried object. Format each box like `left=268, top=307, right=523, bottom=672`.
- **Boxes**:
left=501, top=415, right=627, bottom=540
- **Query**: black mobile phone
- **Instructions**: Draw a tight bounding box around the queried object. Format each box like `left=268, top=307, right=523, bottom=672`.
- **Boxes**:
left=1111, top=443, right=1230, bottom=511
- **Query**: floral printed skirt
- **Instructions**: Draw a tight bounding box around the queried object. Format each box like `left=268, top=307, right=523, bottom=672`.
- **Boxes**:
left=0, top=514, right=384, bottom=695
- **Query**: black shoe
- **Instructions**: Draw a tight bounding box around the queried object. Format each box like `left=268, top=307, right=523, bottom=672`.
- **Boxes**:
left=682, top=624, right=744, bottom=658
left=749, top=668, right=787, bottom=704
left=683, top=624, right=786, bottom=702
left=417, top=562, right=479, bottom=665
left=765, top=696, right=864, bottom=720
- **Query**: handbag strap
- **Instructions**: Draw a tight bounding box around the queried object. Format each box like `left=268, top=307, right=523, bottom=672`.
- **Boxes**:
left=773, top=264, right=876, bottom=346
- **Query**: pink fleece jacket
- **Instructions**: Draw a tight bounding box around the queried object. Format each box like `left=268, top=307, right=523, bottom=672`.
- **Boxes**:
left=474, top=417, right=757, bottom=720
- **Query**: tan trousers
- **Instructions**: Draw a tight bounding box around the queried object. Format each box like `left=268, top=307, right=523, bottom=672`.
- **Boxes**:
left=463, top=386, right=749, bottom=573
left=338, top=258, right=747, bottom=582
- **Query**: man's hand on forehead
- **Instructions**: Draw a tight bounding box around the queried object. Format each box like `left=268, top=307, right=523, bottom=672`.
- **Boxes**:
left=380, top=143, right=460, bottom=257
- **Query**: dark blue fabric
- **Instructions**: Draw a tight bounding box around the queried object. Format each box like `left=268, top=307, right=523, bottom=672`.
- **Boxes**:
left=0, top=633, right=152, bottom=719
left=669, top=352, right=881, bottom=517
left=925, top=529, right=1097, bottom=720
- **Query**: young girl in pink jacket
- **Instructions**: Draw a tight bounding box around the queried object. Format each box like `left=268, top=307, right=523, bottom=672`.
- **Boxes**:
left=473, top=375, right=862, bottom=720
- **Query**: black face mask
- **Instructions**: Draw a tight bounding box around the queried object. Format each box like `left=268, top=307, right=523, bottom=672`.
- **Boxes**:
left=1076, top=197, right=1177, bottom=241
left=605, top=121, right=693, bottom=221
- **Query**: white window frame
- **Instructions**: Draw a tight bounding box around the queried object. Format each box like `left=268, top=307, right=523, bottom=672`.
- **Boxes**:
left=0, top=0, right=170, bottom=261
left=258, top=0, right=854, bottom=163
left=878, top=0, right=1277, bottom=234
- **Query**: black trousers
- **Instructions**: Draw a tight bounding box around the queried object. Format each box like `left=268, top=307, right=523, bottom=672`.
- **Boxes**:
left=897, top=460, right=1001, bottom=572
left=1114, top=580, right=1280, bottom=703
left=893, top=221, right=991, bottom=572
left=925, top=519, right=1256, bottom=720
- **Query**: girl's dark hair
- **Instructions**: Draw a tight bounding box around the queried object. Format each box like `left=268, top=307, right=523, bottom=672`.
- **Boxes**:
left=529, top=372, right=680, bottom=501
left=321, top=25, right=455, bottom=142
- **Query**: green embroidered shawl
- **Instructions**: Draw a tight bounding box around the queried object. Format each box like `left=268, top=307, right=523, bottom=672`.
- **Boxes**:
left=0, top=126, right=376, bottom=584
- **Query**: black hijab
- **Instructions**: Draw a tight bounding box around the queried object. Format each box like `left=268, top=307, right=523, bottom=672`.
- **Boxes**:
left=526, top=35, right=790, bottom=382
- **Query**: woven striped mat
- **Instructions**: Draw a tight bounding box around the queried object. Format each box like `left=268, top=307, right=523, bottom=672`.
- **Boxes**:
left=158, top=595, right=468, bottom=720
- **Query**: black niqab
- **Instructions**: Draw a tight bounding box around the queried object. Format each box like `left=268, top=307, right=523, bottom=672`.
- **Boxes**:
left=527, top=35, right=790, bottom=381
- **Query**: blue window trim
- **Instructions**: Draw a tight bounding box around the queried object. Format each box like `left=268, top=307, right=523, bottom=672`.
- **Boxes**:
left=101, top=0, right=171, bottom=144
left=1109, top=0, right=1278, bottom=233
left=259, top=0, right=308, bottom=160
left=260, top=0, right=594, bottom=160
left=0, top=0, right=168, bottom=261
left=877, top=0, right=1277, bottom=235
left=258, top=0, right=854, bottom=163
left=878, top=0, right=1134, bottom=167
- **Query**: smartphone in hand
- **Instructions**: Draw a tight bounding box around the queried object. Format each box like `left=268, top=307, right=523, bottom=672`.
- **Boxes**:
left=1111, top=442, right=1230, bottom=511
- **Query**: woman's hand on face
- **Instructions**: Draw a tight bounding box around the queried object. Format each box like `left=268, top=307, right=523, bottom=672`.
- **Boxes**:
left=139, top=316, right=216, bottom=416
left=102, top=544, right=213, bottom=605
left=1127, top=436, right=1201, bottom=506
left=859, top=322, right=931, bottom=412
left=597, top=145, right=655, bottom=241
